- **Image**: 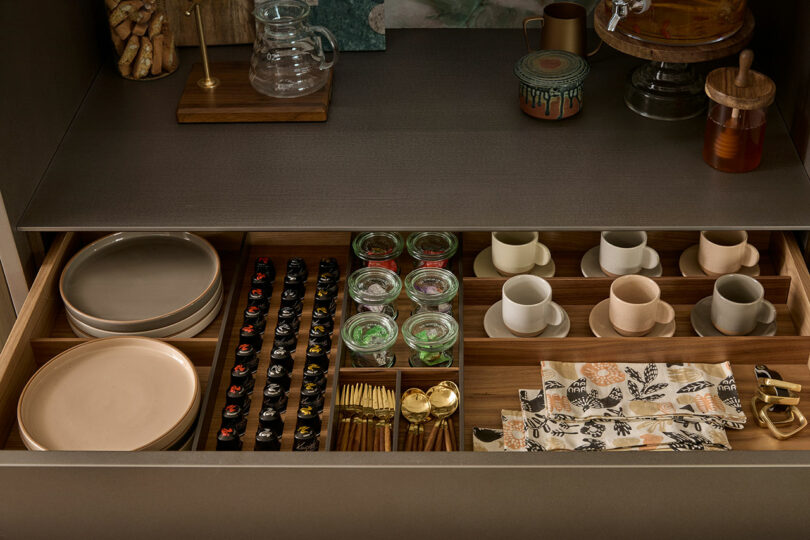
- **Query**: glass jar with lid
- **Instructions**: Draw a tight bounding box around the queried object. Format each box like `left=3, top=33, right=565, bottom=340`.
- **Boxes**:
left=347, top=267, right=401, bottom=320
left=406, top=232, right=458, bottom=269
left=341, top=312, right=399, bottom=368
left=402, top=312, right=459, bottom=368
left=404, top=268, right=458, bottom=316
left=352, top=232, right=404, bottom=274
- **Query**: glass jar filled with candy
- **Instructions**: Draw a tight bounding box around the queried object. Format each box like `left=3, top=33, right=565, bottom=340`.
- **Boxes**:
left=341, top=312, right=399, bottom=368
left=404, top=268, right=458, bottom=316
left=402, top=312, right=458, bottom=368
left=347, top=267, right=402, bottom=320
left=352, top=232, right=404, bottom=274
left=406, top=232, right=458, bottom=269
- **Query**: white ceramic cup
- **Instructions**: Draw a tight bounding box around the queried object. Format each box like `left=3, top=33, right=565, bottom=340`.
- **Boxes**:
left=698, top=230, right=759, bottom=276
left=501, top=275, right=563, bottom=337
left=491, top=232, right=551, bottom=276
left=608, top=275, right=674, bottom=337
left=599, top=231, right=659, bottom=276
left=711, top=274, right=776, bottom=336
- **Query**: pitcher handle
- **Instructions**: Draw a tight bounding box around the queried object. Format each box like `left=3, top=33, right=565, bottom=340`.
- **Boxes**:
left=312, top=25, right=339, bottom=71
left=522, top=16, right=544, bottom=52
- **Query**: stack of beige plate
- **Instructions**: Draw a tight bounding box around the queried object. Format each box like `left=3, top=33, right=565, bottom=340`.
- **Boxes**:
left=60, top=232, right=222, bottom=338
left=17, top=338, right=200, bottom=451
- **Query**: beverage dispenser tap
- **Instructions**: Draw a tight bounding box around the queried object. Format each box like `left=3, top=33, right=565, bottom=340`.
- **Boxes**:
left=607, top=0, right=651, bottom=32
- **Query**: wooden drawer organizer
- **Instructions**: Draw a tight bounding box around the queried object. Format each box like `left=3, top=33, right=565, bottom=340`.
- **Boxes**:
left=1, top=231, right=809, bottom=454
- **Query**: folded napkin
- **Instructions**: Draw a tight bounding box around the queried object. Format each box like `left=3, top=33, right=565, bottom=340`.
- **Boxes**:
left=540, top=361, right=746, bottom=430
left=519, top=388, right=731, bottom=452
left=472, top=427, right=503, bottom=452
left=502, top=410, right=527, bottom=452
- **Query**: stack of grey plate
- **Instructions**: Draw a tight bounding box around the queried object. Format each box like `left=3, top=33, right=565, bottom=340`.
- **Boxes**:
left=60, top=232, right=222, bottom=338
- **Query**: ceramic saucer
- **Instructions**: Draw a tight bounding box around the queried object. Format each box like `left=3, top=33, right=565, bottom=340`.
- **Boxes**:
left=483, top=300, right=569, bottom=338
left=690, top=296, right=777, bottom=337
left=580, top=246, right=662, bottom=278
left=678, top=245, right=760, bottom=277
left=473, top=246, right=555, bottom=278
left=588, top=299, right=676, bottom=338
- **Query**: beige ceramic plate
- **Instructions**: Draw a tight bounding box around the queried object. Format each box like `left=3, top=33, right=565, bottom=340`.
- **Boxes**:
left=67, top=284, right=223, bottom=339
left=61, top=232, right=221, bottom=332
left=483, top=300, right=570, bottom=338
left=678, top=245, right=760, bottom=277
left=18, top=338, right=200, bottom=451
left=589, top=299, right=676, bottom=338
left=473, top=247, right=556, bottom=278
left=580, top=246, right=662, bottom=278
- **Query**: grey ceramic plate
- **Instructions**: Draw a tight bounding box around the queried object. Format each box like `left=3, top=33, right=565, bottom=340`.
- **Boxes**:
left=580, top=246, right=663, bottom=278
left=67, top=286, right=223, bottom=339
left=60, top=232, right=221, bottom=332
left=679, top=245, right=760, bottom=277
left=473, top=246, right=556, bottom=278
left=690, top=296, right=777, bottom=337
left=483, top=300, right=570, bottom=338
left=589, top=299, right=676, bottom=338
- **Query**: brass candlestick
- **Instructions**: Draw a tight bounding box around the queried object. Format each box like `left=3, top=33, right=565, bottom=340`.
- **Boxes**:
left=185, top=0, right=219, bottom=89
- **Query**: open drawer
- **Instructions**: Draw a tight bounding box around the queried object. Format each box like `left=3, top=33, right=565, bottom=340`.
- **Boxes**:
left=3, top=231, right=810, bottom=536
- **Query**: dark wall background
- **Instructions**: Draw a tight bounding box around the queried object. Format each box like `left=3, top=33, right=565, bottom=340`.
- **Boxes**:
left=0, top=0, right=104, bottom=278
left=750, top=0, right=810, bottom=175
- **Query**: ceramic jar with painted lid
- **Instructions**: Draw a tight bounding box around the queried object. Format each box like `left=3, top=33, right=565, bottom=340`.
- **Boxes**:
left=514, top=50, right=590, bottom=120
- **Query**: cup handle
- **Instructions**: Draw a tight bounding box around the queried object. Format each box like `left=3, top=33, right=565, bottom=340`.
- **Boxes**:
left=522, top=16, right=544, bottom=52
left=640, top=246, right=660, bottom=270
left=655, top=301, right=675, bottom=325
left=312, top=25, right=339, bottom=71
left=741, top=244, right=760, bottom=268
left=534, top=242, right=551, bottom=267
left=757, top=299, right=777, bottom=325
left=546, top=302, right=564, bottom=327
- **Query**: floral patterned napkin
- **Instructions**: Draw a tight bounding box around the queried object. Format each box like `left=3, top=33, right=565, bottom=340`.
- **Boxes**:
left=519, top=388, right=731, bottom=452
left=472, top=428, right=504, bottom=452
left=539, top=361, right=746, bottom=430
left=502, top=410, right=527, bottom=452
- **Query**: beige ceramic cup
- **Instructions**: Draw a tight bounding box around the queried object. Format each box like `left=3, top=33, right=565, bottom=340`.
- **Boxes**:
left=608, top=275, right=674, bottom=337
left=698, top=230, right=759, bottom=276
left=599, top=231, right=659, bottom=276
left=501, top=275, right=564, bottom=336
left=711, top=274, right=776, bottom=335
left=491, top=232, right=551, bottom=276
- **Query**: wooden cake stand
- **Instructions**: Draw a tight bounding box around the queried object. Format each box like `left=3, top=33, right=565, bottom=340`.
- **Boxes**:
left=594, top=2, right=754, bottom=120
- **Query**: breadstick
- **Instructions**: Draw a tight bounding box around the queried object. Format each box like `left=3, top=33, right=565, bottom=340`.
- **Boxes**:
left=105, top=0, right=121, bottom=10
left=152, top=34, right=164, bottom=76
left=130, top=8, right=152, bottom=24
left=162, top=28, right=176, bottom=71
left=133, top=21, right=148, bottom=36
left=109, top=0, right=142, bottom=26
left=133, top=36, right=153, bottom=79
left=118, top=35, right=140, bottom=77
left=148, top=10, right=165, bottom=37
left=114, top=19, right=132, bottom=40
left=110, top=30, right=125, bottom=55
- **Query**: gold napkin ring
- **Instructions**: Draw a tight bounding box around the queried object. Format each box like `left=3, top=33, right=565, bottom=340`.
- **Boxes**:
left=750, top=396, right=795, bottom=427
left=756, top=386, right=801, bottom=406
left=753, top=399, right=807, bottom=440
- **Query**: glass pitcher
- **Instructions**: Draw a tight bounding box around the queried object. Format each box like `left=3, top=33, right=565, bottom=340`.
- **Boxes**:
left=250, top=0, right=338, bottom=98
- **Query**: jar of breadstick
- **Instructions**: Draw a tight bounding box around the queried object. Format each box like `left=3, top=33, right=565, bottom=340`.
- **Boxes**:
left=104, top=0, right=179, bottom=80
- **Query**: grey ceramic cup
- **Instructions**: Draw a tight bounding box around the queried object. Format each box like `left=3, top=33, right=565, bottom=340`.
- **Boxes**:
left=710, top=274, right=776, bottom=336
left=599, top=231, right=659, bottom=276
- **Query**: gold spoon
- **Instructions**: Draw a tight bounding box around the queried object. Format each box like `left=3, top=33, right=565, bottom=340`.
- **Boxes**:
left=437, top=380, right=460, bottom=450
left=400, top=388, right=430, bottom=451
left=425, top=385, right=459, bottom=452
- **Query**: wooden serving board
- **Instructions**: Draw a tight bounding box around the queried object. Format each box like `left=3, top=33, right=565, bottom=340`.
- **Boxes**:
left=176, top=62, right=333, bottom=123
left=165, top=0, right=254, bottom=46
